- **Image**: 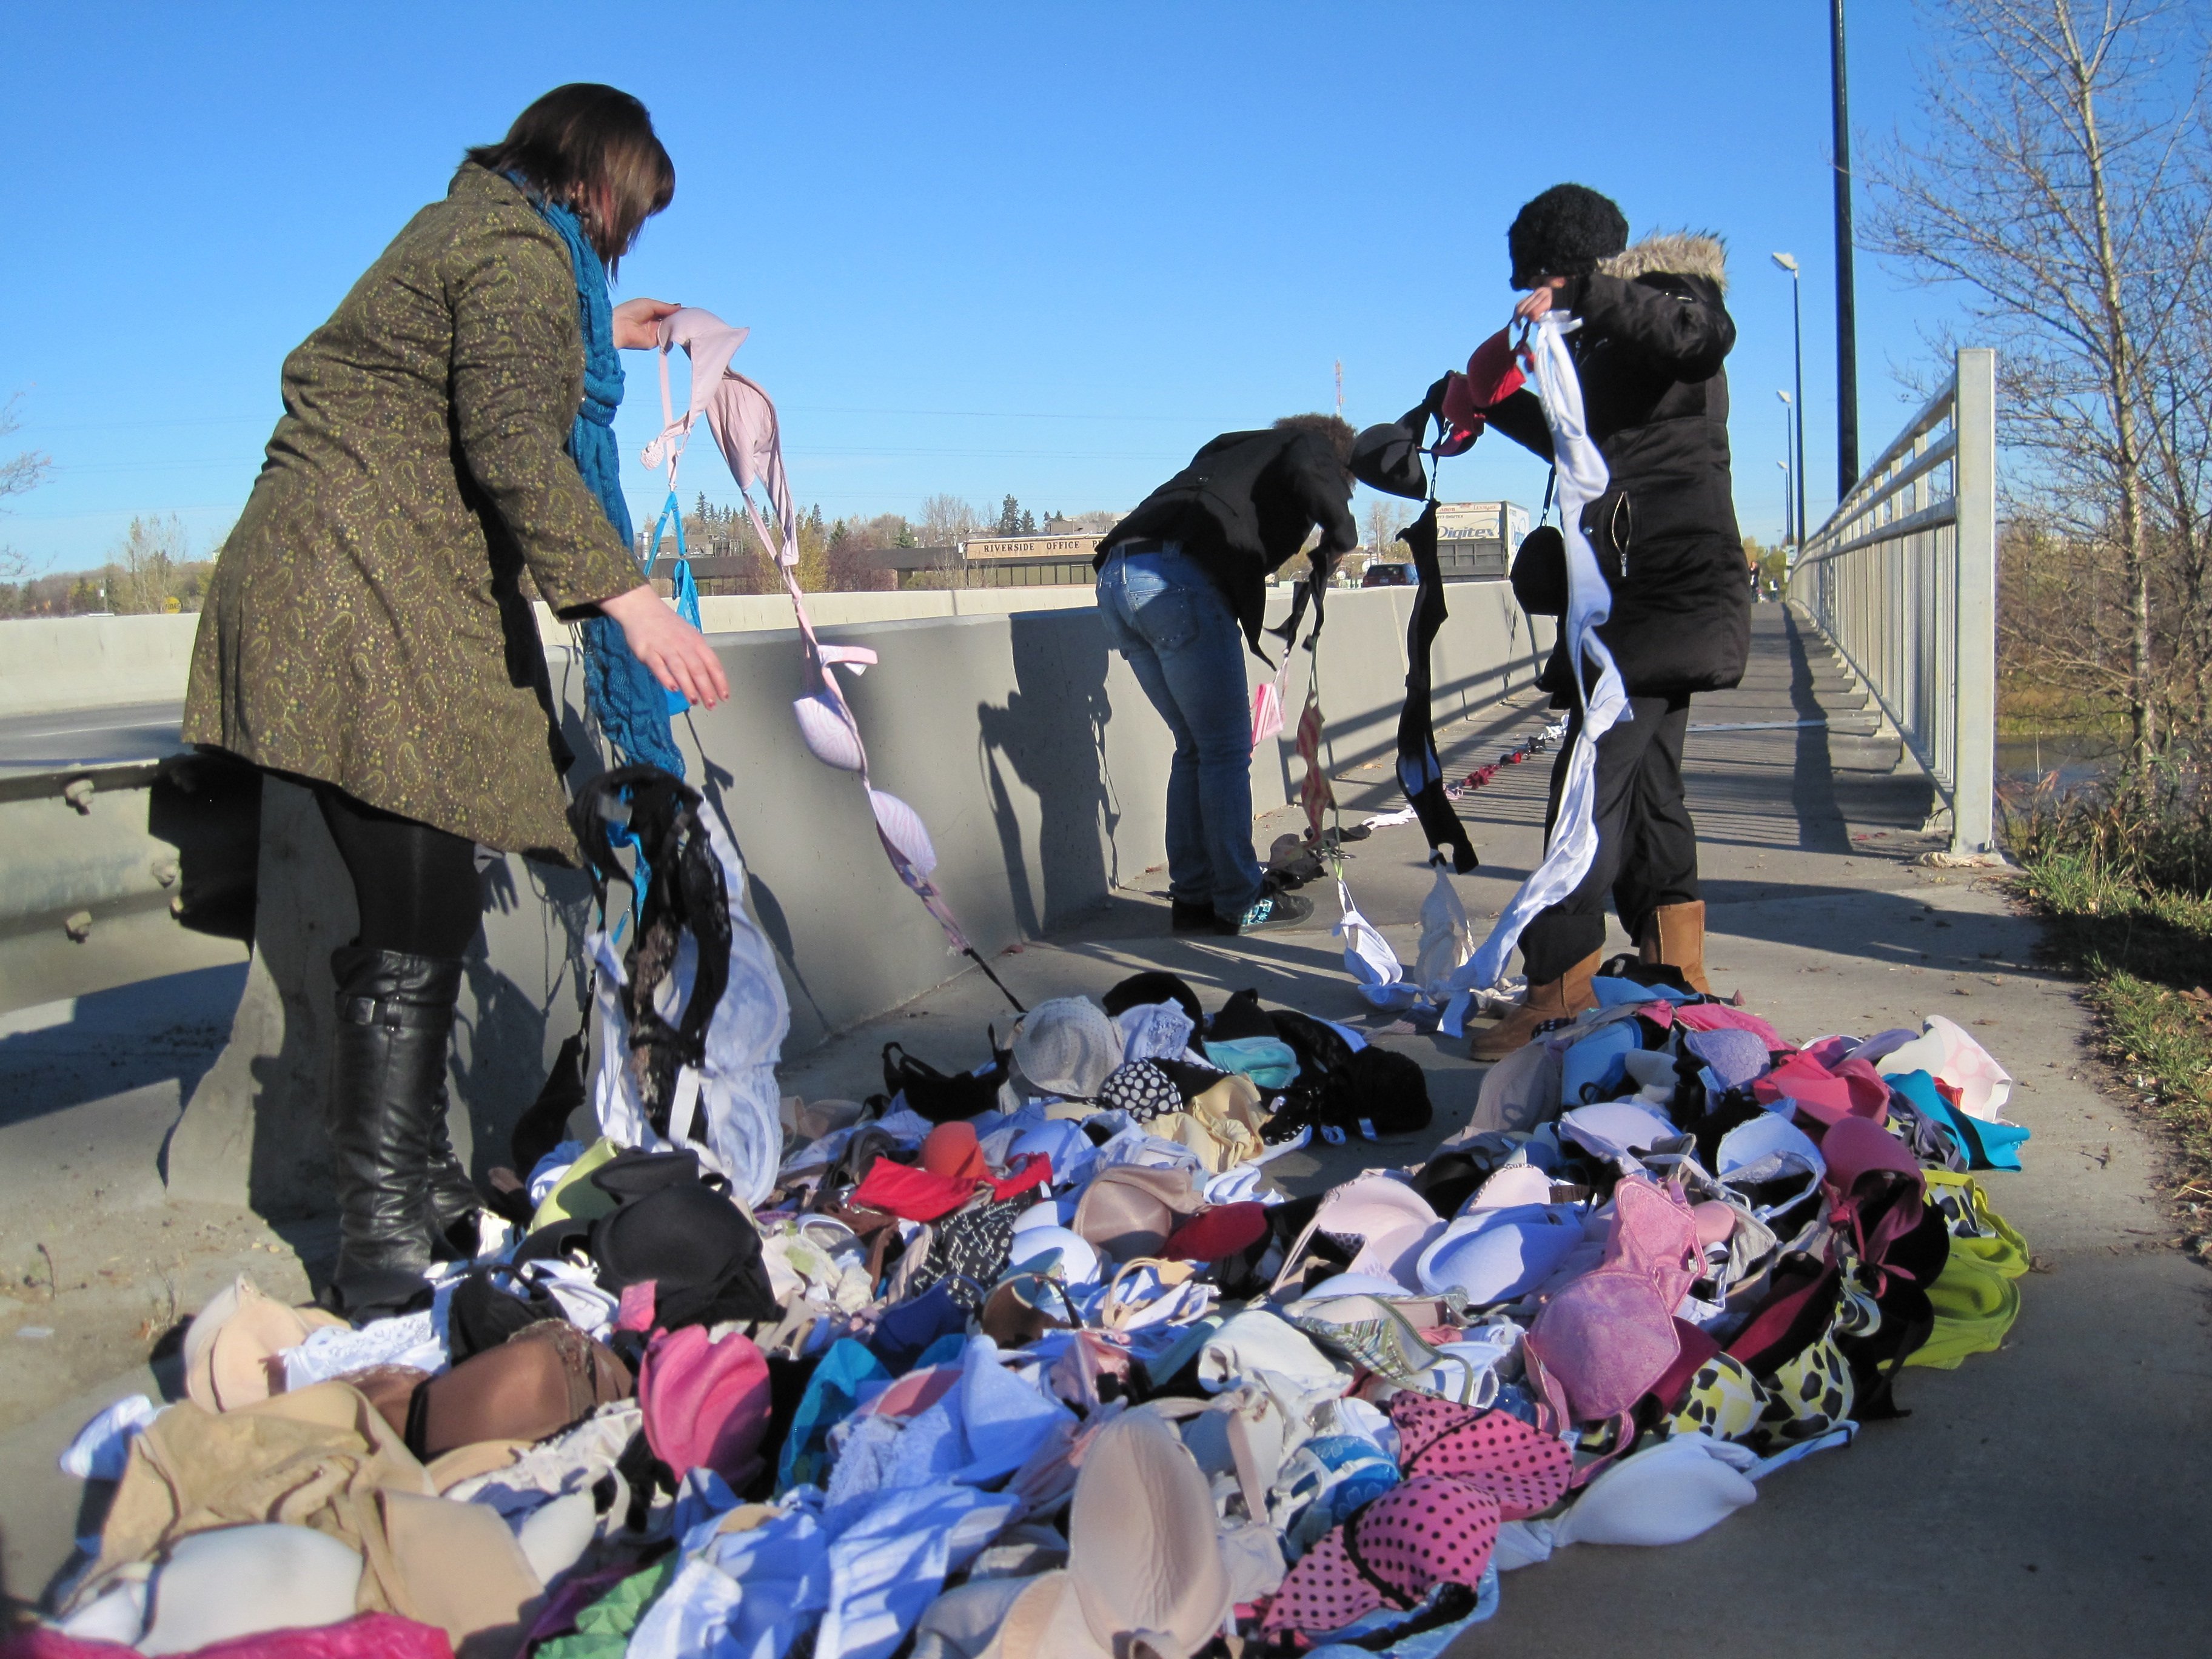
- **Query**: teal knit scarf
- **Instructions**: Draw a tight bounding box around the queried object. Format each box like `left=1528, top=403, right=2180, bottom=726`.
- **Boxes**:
left=524, top=187, right=685, bottom=778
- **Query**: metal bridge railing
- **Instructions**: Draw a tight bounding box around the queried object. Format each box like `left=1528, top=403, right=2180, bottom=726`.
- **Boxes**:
left=1788, top=346, right=1997, bottom=852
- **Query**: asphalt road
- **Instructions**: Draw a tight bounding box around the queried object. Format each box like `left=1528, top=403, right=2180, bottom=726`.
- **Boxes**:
left=0, top=702, right=185, bottom=771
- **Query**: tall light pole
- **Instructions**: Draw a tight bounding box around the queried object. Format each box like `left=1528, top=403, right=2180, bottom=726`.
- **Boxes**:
left=1773, top=254, right=1806, bottom=552
left=1778, top=394, right=1796, bottom=561
left=1832, top=0, right=1860, bottom=494
left=1776, top=460, right=1792, bottom=591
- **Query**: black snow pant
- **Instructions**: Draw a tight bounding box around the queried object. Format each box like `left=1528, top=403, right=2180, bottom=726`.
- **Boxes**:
left=1517, top=693, right=1700, bottom=984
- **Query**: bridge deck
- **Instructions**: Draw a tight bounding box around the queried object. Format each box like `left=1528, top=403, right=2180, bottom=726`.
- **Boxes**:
left=775, top=599, right=2204, bottom=1656
left=0, top=601, right=2202, bottom=1651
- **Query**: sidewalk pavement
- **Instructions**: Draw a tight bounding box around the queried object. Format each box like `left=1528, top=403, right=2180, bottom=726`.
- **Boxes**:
left=2, top=602, right=2206, bottom=1652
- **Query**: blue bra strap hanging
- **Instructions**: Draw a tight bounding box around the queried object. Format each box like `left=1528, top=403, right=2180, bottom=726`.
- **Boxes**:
left=642, top=489, right=706, bottom=716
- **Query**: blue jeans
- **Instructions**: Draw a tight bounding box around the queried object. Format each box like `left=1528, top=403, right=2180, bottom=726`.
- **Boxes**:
left=1096, top=543, right=1264, bottom=919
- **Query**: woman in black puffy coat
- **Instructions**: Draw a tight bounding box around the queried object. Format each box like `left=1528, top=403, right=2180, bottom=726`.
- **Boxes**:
left=1464, top=184, right=1750, bottom=1057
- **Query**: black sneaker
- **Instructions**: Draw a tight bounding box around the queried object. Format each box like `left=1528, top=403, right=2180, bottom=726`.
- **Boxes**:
left=1170, top=898, right=1218, bottom=933
left=1219, top=890, right=1315, bottom=934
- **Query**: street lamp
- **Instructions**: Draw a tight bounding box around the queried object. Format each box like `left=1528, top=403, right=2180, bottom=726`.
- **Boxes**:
left=1772, top=253, right=1806, bottom=558
left=1777, top=390, right=1795, bottom=552
left=1831, top=0, right=1860, bottom=492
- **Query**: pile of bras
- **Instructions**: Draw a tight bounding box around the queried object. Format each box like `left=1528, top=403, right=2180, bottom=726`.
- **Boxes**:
left=44, top=966, right=2031, bottom=1659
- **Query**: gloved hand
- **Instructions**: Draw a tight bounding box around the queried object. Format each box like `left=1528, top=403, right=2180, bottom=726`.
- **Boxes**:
left=1393, top=371, right=1476, bottom=458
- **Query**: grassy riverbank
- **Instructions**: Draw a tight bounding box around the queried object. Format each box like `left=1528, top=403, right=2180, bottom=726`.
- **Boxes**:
left=1996, top=681, right=2125, bottom=742
left=2007, top=786, right=2212, bottom=1239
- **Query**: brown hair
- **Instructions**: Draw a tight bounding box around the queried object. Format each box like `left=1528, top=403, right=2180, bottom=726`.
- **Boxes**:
left=1274, top=412, right=1358, bottom=470
left=466, top=84, right=674, bottom=277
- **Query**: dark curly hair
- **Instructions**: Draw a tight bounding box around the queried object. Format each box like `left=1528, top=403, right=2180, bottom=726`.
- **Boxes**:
left=1508, top=184, right=1629, bottom=290
left=1273, top=412, right=1358, bottom=471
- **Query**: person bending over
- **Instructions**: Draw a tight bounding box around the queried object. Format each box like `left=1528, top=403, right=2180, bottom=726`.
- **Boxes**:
left=1454, top=184, right=1751, bottom=1057
left=1094, top=415, right=1358, bottom=937
left=184, top=85, right=726, bottom=1314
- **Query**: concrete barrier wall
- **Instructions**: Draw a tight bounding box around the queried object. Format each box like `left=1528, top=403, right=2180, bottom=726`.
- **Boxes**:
left=0, top=615, right=203, bottom=715
left=8, top=581, right=1512, bottom=719
left=0, top=591, right=1107, bottom=717
left=694, top=586, right=1102, bottom=632
left=532, top=586, right=1105, bottom=652
left=165, top=583, right=1552, bottom=1209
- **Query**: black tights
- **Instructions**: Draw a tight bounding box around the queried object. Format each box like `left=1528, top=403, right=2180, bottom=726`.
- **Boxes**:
left=315, top=785, right=483, bottom=960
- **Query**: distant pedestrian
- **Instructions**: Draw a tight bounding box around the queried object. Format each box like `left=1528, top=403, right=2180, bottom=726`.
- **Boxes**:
left=1093, top=416, right=1358, bottom=937
left=1452, top=186, right=1751, bottom=1056
left=183, top=84, right=726, bottom=1314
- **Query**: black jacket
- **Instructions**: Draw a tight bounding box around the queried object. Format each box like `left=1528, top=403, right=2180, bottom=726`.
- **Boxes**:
left=1484, top=233, right=1751, bottom=698
left=1095, top=427, right=1358, bottom=655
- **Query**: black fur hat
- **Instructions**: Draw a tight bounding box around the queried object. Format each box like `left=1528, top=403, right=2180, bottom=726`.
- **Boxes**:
left=1508, top=184, right=1629, bottom=289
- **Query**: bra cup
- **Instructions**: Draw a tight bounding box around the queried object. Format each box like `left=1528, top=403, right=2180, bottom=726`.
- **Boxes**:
left=793, top=692, right=865, bottom=771
left=869, top=790, right=939, bottom=876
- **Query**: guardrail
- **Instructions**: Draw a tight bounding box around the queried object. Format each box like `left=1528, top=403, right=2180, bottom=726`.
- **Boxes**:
left=1789, top=346, right=1997, bottom=851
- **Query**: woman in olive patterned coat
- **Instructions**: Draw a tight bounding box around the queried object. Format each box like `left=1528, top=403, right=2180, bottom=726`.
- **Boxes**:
left=184, top=85, right=726, bottom=1313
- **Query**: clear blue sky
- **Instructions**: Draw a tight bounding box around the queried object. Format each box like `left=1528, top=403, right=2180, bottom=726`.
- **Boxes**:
left=0, top=1, right=1964, bottom=573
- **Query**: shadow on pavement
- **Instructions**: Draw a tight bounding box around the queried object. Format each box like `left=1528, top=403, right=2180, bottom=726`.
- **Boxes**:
left=0, top=963, right=246, bottom=1127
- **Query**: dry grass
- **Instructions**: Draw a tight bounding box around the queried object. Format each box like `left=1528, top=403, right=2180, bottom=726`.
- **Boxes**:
left=2008, top=777, right=2212, bottom=1249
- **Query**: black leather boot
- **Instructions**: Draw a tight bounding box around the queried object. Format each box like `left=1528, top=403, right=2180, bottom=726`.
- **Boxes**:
left=422, top=1077, right=483, bottom=1260
left=323, top=947, right=464, bottom=1316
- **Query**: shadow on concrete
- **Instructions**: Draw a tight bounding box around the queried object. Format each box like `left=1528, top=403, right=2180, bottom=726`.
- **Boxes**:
left=238, top=781, right=352, bottom=1216
left=146, top=752, right=262, bottom=943
left=0, top=962, right=246, bottom=1126
left=453, top=859, right=595, bottom=1179
left=1782, top=607, right=1852, bottom=856
left=683, top=717, right=837, bottom=1044
left=975, top=612, right=1119, bottom=937
left=1286, top=663, right=1541, bottom=798
left=1704, top=883, right=2056, bottom=981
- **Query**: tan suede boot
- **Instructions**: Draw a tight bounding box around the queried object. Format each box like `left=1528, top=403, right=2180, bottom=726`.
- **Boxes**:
left=1638, top=900, right=1712, bottom=994
left=1469, top=951, right=1602, bottom=1061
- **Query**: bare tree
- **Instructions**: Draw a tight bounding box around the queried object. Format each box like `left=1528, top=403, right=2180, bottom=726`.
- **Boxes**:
left=1, top=391, right=53, bottom=581
left=109, top=514, right=189, bottom=613
left=1363, top=497, right=1413, bottom=563
left=0, top=392, right=48, bottom=505
left=2141, top=133, right=2212, bottom=738
left=917, top=493, right=979, bottom=546
left=1867, top=0, right=2211, bottom=774
left=916, top=493, right=980, bottom=586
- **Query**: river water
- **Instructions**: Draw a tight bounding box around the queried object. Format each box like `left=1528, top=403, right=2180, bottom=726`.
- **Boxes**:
left=1997, top=731, right=2120, bottom=796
